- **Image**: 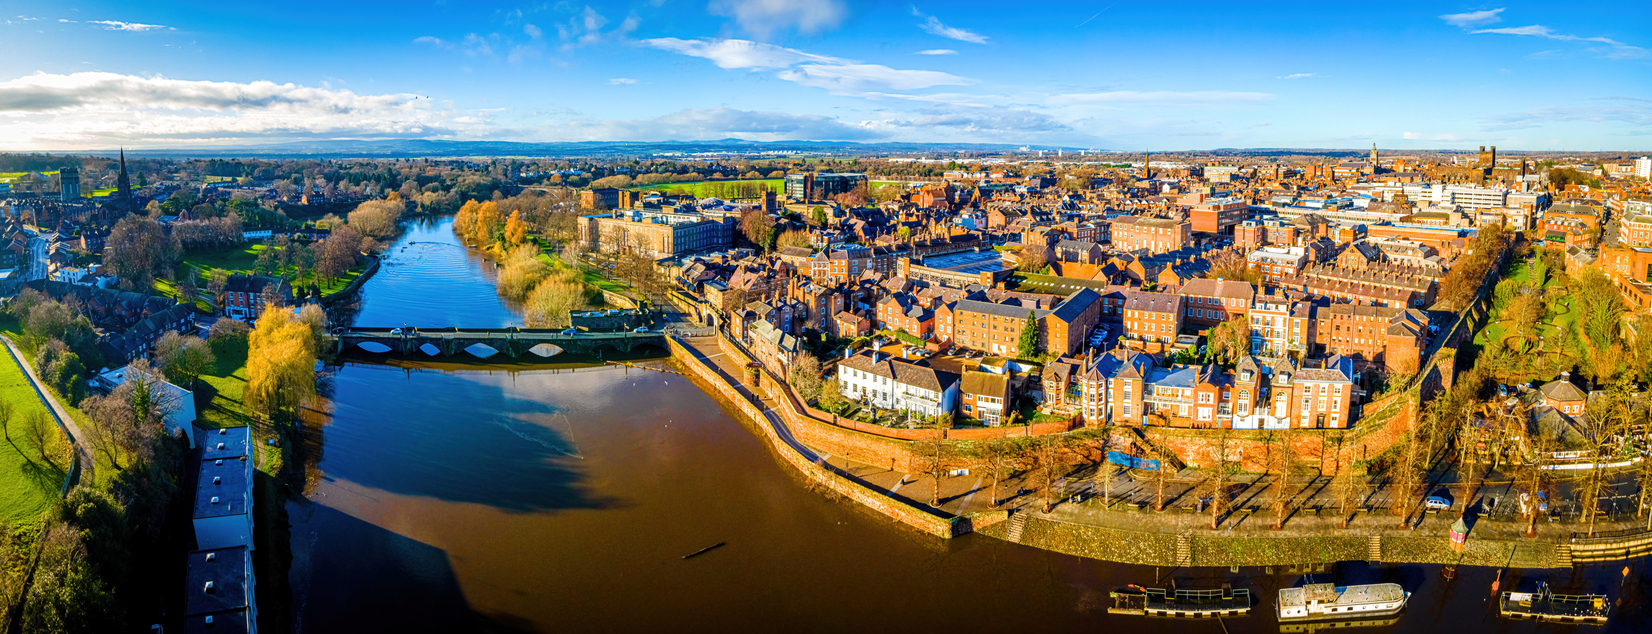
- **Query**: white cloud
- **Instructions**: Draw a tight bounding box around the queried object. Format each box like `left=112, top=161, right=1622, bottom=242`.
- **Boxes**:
left=558, top=107, right=878, bottom=141
left=709, top=0, right=846, bottom=39
left=608, top=78, right=636, bottom=85
left=1049, top=90, right=1272, bottom=107
left=777, top=63, right=973, bottom=93
left=912, top=9, right=988, bottom=44
left=413, top=36, right=451, bottom=49
left=0, top=72, right=469, bottom=149
left=915, top=49, right=956, bottom=56
left=524, top=23, right=542, bottom=39
left=462, top=33, right=495, bottom=57
left=640, top=38, right=838, bottom=69
left=899, top=107, right=1066, bottom=132
left=1439, top=8, right=1503, bottom=28
left=1400, top=131, right=1461, bottom=141
left=1479, top=100, right=1652, bottom=132
left=641, top=37, right=972, bottom=95
left=1276, top=73, right=1315, bottom=80
left=556, top=7, right=639, bottom=48
left=88, top=20, right=170, bottom=31
left=1467, top=22, right=1649, bottom=60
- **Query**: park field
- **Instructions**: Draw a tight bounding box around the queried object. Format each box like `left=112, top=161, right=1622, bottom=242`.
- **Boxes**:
left=628, top=178, right=780, bottom=198
left=0, top=344, right=71, bottom=524
left=196, top=338, right=251, bottom=430
left=156, top=243, right=366, bottom=301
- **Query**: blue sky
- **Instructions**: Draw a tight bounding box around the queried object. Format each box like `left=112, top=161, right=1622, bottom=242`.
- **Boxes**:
left=0, top=0, right=1647, bottom=150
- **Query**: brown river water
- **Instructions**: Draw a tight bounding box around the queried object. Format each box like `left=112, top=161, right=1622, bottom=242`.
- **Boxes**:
left=286, top=218, right=1649, bottom=633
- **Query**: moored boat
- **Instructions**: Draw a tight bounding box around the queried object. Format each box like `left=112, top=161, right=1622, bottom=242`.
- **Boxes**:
left=1109, top=585, right=1251, bottom=618
left=1277, top=583, right=1408, bottom=621
left=1499, top=584, right=1609, bottom=624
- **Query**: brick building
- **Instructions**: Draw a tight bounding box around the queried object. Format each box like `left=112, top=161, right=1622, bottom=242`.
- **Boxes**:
left=1110, top=216, right=1191, bottom=252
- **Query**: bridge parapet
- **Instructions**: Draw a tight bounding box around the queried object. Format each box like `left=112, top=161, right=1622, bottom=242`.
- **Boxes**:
left=336, top=327, right=666, bottom=358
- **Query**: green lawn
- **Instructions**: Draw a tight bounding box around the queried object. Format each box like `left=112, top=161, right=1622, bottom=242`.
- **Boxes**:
left=195, top=339, right=251, bottom=430
left=626, top=179, right=781, bottom=198
left=0, top=171, right=58, bottom=183
left=158, top=244, right=367, bottom=301
left=0, top=348, right=71, bottom=524
left=1476, top=256, right=1574, bottom=349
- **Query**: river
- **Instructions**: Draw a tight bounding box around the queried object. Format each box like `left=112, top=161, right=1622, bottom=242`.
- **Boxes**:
left=286, top=217, right=1649, bottom=633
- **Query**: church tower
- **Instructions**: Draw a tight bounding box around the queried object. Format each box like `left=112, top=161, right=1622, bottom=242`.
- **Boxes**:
left=1367, top=143, right=1379, bottom=175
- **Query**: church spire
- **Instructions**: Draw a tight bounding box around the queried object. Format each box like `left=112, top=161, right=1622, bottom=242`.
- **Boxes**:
left=115, top=147, right=134, bottom=214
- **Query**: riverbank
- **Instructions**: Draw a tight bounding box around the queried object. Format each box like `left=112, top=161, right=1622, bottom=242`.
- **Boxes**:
left=665, top=329, right=1652, bottom=570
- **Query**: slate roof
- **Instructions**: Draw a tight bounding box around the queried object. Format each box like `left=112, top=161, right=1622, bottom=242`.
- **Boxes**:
left=839, top=351, right=957, bottom=393
left=1539, top=378, right=1587, bottom=402
left=956, top=298, right=1044, bottom=320
left=1048, top=288, right=1100, bottom=323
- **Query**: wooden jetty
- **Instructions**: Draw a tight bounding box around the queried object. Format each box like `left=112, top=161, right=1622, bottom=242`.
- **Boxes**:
left=1107, top=586, right=1251, bottom=618
left=1499, top=586, right=1609, bottom=625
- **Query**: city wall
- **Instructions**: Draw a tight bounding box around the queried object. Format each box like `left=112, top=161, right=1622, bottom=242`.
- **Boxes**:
left=668, top=335, right=1004, bottom=538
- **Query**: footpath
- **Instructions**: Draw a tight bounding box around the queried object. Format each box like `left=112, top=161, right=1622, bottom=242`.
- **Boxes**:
left=1, top=335, right=91, bottom=482
left=662, top=321, right=1651, bottom=569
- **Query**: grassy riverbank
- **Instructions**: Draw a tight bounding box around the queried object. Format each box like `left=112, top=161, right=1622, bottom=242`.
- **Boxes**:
left=0, top=344, right=71, bottom=524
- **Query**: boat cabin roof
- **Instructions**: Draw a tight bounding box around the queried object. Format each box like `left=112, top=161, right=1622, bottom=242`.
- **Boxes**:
left=1280, top=583, right=1403, bottom=607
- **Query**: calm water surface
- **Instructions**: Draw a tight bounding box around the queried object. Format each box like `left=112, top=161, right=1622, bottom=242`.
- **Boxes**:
left=288, top=218, right=1650, bottom=633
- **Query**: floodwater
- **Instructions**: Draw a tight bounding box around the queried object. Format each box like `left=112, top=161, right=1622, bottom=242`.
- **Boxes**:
left=287, top=217, right=1650, bottom=633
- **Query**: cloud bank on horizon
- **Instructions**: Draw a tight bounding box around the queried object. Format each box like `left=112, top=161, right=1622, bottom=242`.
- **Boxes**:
left=0, top=0, right=1647, bottom=151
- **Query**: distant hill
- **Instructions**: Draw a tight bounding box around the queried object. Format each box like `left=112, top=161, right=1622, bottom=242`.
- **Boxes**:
left=90, top=138, right=1055, bottom=159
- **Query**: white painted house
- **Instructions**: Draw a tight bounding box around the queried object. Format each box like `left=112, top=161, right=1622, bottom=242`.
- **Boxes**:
left=836, top=350, right=959, bottom=418
left=92, top=365, right=198, bottom=448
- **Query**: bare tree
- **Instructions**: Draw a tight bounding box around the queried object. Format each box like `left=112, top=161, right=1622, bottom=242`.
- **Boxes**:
left=1204, top=425, right=1236, bottom=529
left=1033, top=436, right=1075, bottom=513
left=1518, top=431, right=1557, bottom=537
left=0, top=400, right=13, bottom=443
left=979, top=438, right=1019, bottom=509
left=1333, top=440, right=1362, bottom=529
left=1151, top=443, right=1175, bottom=512
left=1269, top=425, right=1296, bottom=529
left=21, top=410, right=54, bottom=466
left=1577, top=398, right=1623, bottom=536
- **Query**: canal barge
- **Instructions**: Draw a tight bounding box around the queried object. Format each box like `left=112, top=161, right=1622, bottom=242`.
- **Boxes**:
left=1108, top=585, right=1251, bottom=618
left=1499, top=585, right=1609, bottom=624
left=1277, top=583, right=1408, bottom=621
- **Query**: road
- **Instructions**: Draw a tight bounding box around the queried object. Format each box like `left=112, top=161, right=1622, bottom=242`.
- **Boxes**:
left=23, top=228, right=49, bottom=281
left=1, top=334, right=93, bottom=481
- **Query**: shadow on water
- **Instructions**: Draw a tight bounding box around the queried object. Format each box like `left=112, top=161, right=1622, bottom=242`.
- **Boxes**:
left=290, top=504, right=535, bottom=634
left=314, top=362, right=618, bottom=514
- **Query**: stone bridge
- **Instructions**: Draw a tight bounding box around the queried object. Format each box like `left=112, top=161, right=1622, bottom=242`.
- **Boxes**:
left=336, top=326, right=667, bottom=359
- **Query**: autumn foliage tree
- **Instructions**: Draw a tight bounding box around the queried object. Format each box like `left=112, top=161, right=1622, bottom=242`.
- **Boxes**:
left=245, top=309, right=317, bottom=423
left=504, top=209, right=529, bottom=245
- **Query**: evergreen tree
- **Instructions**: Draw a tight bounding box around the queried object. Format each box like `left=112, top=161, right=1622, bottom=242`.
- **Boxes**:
left=1017, top=310, right=1038, bottom=360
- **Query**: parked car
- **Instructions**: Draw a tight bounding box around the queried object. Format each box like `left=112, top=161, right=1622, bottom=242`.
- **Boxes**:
left=561, top=328, right=576, bottom=335
left=634, top=327, right=649, bottom=332
left=1424, top=495, right=1452, bottom=511
left=389, top=328, right=403, bottom=335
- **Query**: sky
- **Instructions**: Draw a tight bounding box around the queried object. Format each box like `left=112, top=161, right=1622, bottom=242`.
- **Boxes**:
left=0, top=0, right=1648, bottom=151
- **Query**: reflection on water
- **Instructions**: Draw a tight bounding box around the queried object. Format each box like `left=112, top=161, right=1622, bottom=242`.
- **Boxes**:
left=289, top=218, right=1652, bottom=633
